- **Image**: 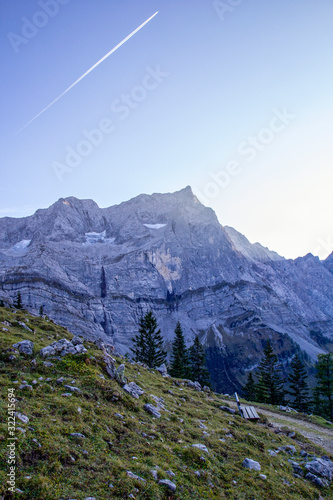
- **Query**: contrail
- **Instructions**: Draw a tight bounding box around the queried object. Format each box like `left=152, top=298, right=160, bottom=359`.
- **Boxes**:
left=17, top=11, right=159, bottom=134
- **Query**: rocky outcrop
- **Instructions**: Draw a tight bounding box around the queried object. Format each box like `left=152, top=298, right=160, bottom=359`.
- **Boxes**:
left=0, top=187, right=332, bottom=392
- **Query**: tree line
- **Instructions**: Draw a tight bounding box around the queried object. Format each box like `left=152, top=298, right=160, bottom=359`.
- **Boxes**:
left=243, top=340, right=333, bottom=421
left=130, top=310, right=210, bottom=387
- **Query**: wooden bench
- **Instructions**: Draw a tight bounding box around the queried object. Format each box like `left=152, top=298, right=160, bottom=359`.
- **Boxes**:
left=235, top=392, right=260, bottom=422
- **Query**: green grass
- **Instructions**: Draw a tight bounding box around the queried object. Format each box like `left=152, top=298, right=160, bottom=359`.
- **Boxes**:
left=0, top=306, right=332, bottom=499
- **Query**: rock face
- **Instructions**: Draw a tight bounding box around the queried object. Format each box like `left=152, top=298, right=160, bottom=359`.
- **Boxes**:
left=0, top=187, right=333, bottom=392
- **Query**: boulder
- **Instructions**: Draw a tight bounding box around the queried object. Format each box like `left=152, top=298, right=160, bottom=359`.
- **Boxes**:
left=305, top=457, right=333, bottom=481
left=156, top=363, right=168, bottom=376
left=72, top=336, right=83, bottom=346
left=74, top=344, right=87, bottom=354
left=159, top=479, right=176, bottom=492
left=192, top=443, right=209, bottom=453
left=220, top=406, right=236, bottom=414
left=242, top=458, right=261, bottom=471
left=12, top=340, right=34, bottom=356
left=40, top=345, right=56, bottom=357
left=123, top=382, right=144, bottom=399
left=115, top=364, right=126, bottom=384
left=144, top=404, right=161, bottom=418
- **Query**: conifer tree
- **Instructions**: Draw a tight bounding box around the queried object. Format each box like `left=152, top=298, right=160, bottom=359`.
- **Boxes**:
left=170, top=322, right=190, bottom=378
left=39, top=305, right=44, bottom=317
left=256, top=340, right=285, bottom=405
left=188, top=336, right=211, bottom=387
left=14, top=292, right=23, bottom=310
left=287, top=354, right=310, bottom=412
left=243, top=372, right=257, bottom=402
left=315, top=353, right=333, bottom=421
left=101, top=266, right=107, bottom=298
left=130, top=311, right=167, bottom=368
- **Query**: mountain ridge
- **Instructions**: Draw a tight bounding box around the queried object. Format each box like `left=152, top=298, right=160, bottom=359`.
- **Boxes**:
left=0, top=187, right=332, bottom=392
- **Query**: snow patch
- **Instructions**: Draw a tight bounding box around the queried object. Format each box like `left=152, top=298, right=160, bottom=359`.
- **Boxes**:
left=85, top=231, right=115, bottom=245
left=143, top=224, right=167, bottom=229
left=12, top=240, right=31, bottom=252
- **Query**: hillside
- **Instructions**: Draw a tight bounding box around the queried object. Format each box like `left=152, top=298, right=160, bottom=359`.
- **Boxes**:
left=0, top=187, right=333, bottom=393
left=1, top=307, right=332, bottom=500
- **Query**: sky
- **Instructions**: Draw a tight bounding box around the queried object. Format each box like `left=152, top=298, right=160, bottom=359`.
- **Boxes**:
left=0, top=0, right=332, bottom=260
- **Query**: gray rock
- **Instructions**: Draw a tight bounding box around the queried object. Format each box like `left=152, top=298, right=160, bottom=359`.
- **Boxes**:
left=114, top=413, right=124, bottom=419
left=74, top=344, right=87, bottom=354
left=8, top=355, right=16, bottom=361
left=115, top=364, right=126, bottom=384
left=61, top=393, right=72, bottom=397
left=192, top=443, right=209, bottom=453
left=19, top=384, right=33, bottom=390
left=123, top=382, right=144, bottom=399
left=18, top=321, right=32, bottom=332
left=305, top=472, right=329, bottom=487
left=203, top=385, right=211, bottom=392
left=166, top=470, right=175, bottom=477
left=72, top=335, right=83, bottom=346
left=70, top=433, right=86, bottom=438
left=259, top=474, right=267, bottom=480
left=305, top=457, right=333, bottom=480
left=126, top=471, right=145, bottom=482
left=12, top=340, right=34, bottom=355
left=158, top=479, right=176, bottom=492
left=40, top=345, right=57, bottom=357
left=268, top=449, right=279, bottom=457
left=144, top=404, right=161, bottom=418
left=43, top=361, right=54, bottom=368
left=220, top=406, right=236, bottom=414
left=64, top=385, right=81, bottom=393
left=15, top=412, right=29, bottom=424
left=57, top=377, right=65, bottom=384
left=156, top=363, right=168, bottom=376
left=242, top=458, right=261, bottom=471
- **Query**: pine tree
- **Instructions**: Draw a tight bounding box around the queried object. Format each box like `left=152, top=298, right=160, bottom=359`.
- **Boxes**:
left=101, top=266, right=107, bottom=298
left=243, top=372, right=257, bottom=402
left=170, top=322, right=190, bottom=378
left=287, top=354, right=310, bottom=412
left=188, top=336, right=211, bottom=387
left=130, top=311, right=167, bottom=368
left=256, top=340, right=286, bottom=405
left=315, top=353, right=333, bottom=421
left=14, top=292, right=23, bottom=310
left=39, top=305, right=44, bottom=317
left=0, top=299, right=4, bottom=308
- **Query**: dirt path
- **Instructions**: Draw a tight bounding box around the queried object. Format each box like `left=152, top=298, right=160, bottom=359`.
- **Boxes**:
left=221, top=400, right=333, bottom=455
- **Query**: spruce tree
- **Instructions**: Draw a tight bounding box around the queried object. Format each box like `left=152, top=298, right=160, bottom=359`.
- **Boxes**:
left=170, top=322, right=190, bottom=378
left=315, top=353, right=333, bottom=421
left=287, top=354, right=310, bottom=412
left=256, top=340, right=286, bottom=405
left=14, top=292, right=23, bottom=310
left=188, top=336, right=211, bottom=387
left=243, top=372, right=257, bottom=402
left=39, top=305, right=44, bottom=317
left=130, top=311, right=167, bottom=368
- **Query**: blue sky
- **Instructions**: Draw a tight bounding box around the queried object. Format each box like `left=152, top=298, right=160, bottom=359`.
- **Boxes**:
left=0, top=0, right=332, bottom=259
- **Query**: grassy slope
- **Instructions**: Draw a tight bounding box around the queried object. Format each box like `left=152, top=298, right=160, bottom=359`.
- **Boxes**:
left=0, top=307, right=332, bottom=500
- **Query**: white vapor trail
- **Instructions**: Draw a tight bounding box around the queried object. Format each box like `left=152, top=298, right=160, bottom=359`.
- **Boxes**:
left=17, top=11, right=159, bottom=134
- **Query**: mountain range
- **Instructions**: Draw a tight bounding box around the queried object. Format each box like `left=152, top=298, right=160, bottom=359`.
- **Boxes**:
left=1, top=186, right=332, bottom=392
